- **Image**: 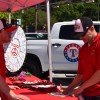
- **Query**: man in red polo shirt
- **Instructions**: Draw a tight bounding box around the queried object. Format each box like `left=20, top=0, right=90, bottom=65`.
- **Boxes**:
left=58, top=17, right=100, bottom=100
left=0, top=19, right=29, bottom=100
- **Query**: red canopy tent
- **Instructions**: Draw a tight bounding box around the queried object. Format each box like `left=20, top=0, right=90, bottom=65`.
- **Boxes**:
left=0, top=0, right=45, bottom=12
left=0, top=0, right=53, bottom=82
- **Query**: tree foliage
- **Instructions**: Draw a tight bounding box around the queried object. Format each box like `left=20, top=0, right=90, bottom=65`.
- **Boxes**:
left=0, top=1, right=99, bottom=29
left=0, top=12, right=8, bottom=19
left=11, top=8, right=47, bottom=29
left=51, top=2, right=99, bottom=23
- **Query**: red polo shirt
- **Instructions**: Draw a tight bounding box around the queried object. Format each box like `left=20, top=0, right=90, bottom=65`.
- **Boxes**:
left=78, top=34, right=100, bottom=96
left=0, top=44, right=6, bottom=79
left=0, top=44, right=9, bottom=100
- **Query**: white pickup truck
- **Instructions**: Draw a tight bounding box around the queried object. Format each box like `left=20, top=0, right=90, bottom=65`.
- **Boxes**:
left=22, top=21, right=100, bottom=78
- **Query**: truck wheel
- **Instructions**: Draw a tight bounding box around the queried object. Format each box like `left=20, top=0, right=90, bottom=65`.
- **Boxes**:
left=24, top=60, right=41, bottom=78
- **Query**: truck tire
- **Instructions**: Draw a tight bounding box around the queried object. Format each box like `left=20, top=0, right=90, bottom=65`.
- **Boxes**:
left=24, top=59, right=42, bottom=78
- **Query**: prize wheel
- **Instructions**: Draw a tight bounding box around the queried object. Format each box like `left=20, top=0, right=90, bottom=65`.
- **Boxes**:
left=3, top=26, right=26, bottom=72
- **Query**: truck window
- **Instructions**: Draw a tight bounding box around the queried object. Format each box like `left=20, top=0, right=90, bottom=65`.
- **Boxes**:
left=94, top=25, right=100, bottom=33
left=25, top=33, right=47, bottom=40
left=59, top=25, right=80, bottom=40
left=59, top=24, right=100, bottom=40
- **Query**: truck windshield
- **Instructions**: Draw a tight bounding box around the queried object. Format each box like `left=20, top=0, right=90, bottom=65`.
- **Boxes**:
left=25, top=33, right=47, bottom=40
left=59, top=25, right=100, bottom=40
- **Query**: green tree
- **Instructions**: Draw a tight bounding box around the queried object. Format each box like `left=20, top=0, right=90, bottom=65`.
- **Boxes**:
left=12, top=7, right=47, bottom=31
left=51, top=2, right=99, bottom=24
left=0, top=12, right=9, bottom=19
left=0, top=1, right=99, bottom=30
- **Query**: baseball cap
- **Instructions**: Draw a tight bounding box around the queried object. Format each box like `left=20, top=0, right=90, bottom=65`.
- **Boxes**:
left=0, top=19, right=17, bottom=33
left=74, top=17, right=93, bottom=37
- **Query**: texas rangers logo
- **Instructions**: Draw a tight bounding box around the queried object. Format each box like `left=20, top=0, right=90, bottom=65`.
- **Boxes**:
left=64, top=43, right=80, bottom=62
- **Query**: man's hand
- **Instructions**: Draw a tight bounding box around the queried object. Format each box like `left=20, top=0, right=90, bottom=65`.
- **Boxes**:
left=9, top=90, right=30, bottom=100
left=8, top=85, right=20, bottom=90
left=57, top=84, right=69, bottom=94
left=10, top=94, right=30, bottom=100
left=57, top=84, right=64, bottom=94
left=73, top=87, right=84, bottom=97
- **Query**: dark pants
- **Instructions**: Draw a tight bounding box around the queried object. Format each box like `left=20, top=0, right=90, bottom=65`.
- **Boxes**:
left=83, top=96, right=100, bottom=100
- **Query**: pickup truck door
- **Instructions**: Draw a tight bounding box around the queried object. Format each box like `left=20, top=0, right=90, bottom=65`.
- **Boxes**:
left=51, top=25, right=84, bottom=73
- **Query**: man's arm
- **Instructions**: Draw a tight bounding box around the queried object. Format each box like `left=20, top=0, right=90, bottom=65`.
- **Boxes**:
left=74, top=70, right=100, bottom=96
left=81, top=70, right=100, bottom=89
left=0, top=75, right=16, bottom=98
left=0, top=75, right=30, bottom=100
left=57, top=74, right=83, bottom=94
left=67, top=74, right=83, bottom=91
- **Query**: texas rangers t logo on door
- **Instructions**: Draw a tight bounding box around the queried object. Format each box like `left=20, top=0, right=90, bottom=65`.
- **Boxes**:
left=64, top=43, right=80, bottom=62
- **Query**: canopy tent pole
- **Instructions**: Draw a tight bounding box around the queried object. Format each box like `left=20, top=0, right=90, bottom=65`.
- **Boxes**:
left=8, top=12, right=11, bottom=24
left=35, top=5, right=38, bottom=32
left=46, top=0, right=53, bottom=82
